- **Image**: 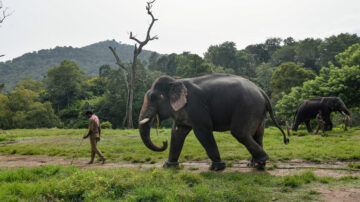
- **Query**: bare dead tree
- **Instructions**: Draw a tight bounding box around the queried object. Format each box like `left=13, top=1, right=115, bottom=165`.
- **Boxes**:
left=0, top=0, right=11, bottom=58
left=0, top=1, right=10, bottom=25
left=109, top=0, right=159, bottom=128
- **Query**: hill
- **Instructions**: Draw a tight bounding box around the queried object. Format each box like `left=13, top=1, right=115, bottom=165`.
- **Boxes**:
left=0, top=40, right=156, bottom=90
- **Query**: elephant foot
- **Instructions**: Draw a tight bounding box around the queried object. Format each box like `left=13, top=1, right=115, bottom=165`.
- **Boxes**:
left=247, top=155, right=269, bottom=170
left=209, top=161, right=226, bottom=171
left=163, top=160, right=179, bottom=168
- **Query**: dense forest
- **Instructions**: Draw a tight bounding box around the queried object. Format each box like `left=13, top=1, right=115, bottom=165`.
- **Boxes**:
left=0, top=40, right=155, bottom=90
left=0, top=33, right=359, bottom=129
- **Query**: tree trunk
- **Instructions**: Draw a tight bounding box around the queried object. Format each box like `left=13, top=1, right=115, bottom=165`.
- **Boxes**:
left=110, top=0, right=158, bottom=129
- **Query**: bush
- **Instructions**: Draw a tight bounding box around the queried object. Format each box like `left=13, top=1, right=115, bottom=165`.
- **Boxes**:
left=101, top=121, right=112, bottom=129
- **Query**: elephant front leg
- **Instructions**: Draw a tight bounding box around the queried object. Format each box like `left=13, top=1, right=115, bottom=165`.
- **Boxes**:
left=193, top=128, right=226, bottom=171
left=305, top=120, right=313, bottom=133
left=163, top=124, right=192, bottom=168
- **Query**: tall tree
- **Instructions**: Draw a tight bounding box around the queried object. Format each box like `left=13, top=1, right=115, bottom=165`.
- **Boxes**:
left=294, top=38, right=322, bottom=73
left=270, top=46, right=296, bottom=66
left=245, top=43, right=269, bottom=65
left=45, top=60, right=85, bottom=112
left=255, top=63, right=275, bottom=96
left=318, top=33, right=360, bottom=67
left=109, top=0, right=159, bottom=128
left=264, top=37, right=282, bottom=56
left=270, top=62, right=316, bottom=101
left=204, top=41, right=237, bottom=69
left=176, top=53, right=212, bottom=77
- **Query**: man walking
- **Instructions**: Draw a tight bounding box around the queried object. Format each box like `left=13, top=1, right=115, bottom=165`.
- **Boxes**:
left=83, top=110, right=106, bottom=164
left=315, top=111, right=325, bottom=134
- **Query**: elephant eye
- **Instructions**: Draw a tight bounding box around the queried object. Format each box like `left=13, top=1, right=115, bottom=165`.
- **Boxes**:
left=149, top=92, right=159, bottom=102
left=149, top=93, right=156, bottom=101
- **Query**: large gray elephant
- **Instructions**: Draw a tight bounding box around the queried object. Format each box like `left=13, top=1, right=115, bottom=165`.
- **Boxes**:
left=292, top=97, right=351, bottom=132
left=138, top=74, right=288, bottom=171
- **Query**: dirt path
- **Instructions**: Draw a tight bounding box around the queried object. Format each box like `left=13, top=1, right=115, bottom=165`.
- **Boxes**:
left=0, top=155, right=359, bottom=177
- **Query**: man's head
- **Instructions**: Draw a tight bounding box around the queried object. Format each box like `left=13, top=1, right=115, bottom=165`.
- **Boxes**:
left=85, top=110, right=93, bottom=118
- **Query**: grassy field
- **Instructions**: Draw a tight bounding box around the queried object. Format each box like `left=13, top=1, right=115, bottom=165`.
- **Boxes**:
left=0, top=127, right=359, bottom=201
left=0, top=165, right=359, bottom=201
left=0, top=126, right=359, bottom=163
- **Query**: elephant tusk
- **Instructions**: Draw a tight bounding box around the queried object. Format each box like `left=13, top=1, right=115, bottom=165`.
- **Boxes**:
left=139, top=118, right=150, bottom=125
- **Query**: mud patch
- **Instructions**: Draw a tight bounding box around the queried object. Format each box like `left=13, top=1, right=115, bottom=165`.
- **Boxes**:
left=315, top=187, right=360, bottom=202
left=0, top=141, right=18, bottom=145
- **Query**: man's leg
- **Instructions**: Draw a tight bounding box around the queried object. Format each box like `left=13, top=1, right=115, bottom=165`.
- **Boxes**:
left=91, top=137, right=106, bottom=164
left=88, top=138, right=95, bottom=164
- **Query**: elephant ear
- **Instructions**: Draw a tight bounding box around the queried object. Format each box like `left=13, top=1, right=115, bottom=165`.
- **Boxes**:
left=169, top=81, right=188, bottom=111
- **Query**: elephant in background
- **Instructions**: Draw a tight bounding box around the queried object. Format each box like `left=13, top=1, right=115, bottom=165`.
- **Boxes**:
left=138, top=74, right=288, bottom=171
left=292, top=97, right=351, bottom=132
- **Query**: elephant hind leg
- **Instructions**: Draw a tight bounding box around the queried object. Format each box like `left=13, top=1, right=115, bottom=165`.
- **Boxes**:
left=253, top=120, right=265, bottom=148
left=231, top=123, right=268, bottom=167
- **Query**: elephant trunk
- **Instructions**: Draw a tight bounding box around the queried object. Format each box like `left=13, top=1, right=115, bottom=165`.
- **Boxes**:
left=138, top=96, right=168, bottom=152
left=340, top=105, right=351, bottom=117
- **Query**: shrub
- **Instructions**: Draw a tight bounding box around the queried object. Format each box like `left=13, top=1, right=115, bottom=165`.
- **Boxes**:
left=101, top=121, right=112, bottom=129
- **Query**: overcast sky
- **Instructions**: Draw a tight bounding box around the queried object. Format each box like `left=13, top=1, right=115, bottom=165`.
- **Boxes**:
left=1, top=0, right=360, bottom=61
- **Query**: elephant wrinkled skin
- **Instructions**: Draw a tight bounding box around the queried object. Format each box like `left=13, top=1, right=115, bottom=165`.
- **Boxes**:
left=138, top=74, right=288, bottom=171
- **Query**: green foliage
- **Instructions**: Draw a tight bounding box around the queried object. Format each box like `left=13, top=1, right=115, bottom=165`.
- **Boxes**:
left=0, top=94, right=11, bottom=129
left=101, top=121, right=112, bottom=129
left=294, top=38, right=322, bottom=73
left=270, top=46, right=296, bottom=66
left=176, top=53, right=213, bottom=78
left=318, top=33, right=360, bottom=67
left=45, top=60, right=87, bottom=112
left=16, top=78, right=44, bottom=93
left=204, top=41, right=238, bottom=69
left=276, top=44, right=360, bottom=119
left=255, top=63, right=275, bottom=95
left=270, top=62, right=316, bottom=100
left=0, top=86, right=59, bottom=129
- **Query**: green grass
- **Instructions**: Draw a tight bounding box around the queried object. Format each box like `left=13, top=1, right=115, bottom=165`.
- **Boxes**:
left=0, top=127, right=359, bottom=201
left=0, top=166, right=358, bottom=201
left=0, top=126, right=359, bottom=163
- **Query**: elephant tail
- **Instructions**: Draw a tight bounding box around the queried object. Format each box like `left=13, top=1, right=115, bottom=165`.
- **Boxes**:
left=261, top=90, right=290, bottom=144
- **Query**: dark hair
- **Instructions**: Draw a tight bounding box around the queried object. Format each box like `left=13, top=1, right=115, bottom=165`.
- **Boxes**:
left=85, top=110, right=93, bottom=116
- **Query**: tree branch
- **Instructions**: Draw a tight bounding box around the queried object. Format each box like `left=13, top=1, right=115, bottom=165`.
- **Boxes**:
left=129, top=32, right=142, bottom=44
left=0, top=2, right=11, bottom=24
left=108, top=46, right=128, bottom=72
left=108, top=46, right=130, bottom=92
left=129, top=0, right=158, bottom=55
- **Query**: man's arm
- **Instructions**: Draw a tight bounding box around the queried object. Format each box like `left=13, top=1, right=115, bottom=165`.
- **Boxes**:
left=83, top=119, right=95, bottom=139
